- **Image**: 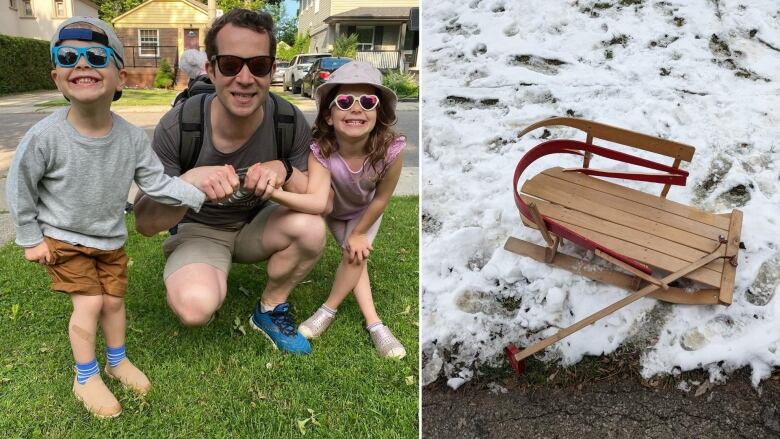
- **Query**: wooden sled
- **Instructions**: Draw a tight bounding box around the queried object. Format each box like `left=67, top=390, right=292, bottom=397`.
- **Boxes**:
left=503, top=117, right=742, bottom=376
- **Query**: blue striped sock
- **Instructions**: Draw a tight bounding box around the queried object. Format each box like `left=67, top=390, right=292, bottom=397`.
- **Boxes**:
left=105, top=345, right=126, bottom=368
left=75, top=359, right=99, bottom=385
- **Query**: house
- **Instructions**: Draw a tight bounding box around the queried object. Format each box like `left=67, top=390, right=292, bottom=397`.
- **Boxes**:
left=112, top=0, right=213, bottom=88
left=1, top=0, right=99, bottom=40
left=297, top=0, right=419, bottom=71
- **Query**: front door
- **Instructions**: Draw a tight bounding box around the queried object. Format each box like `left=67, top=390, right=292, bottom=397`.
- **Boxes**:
left=184, top=29, right=199, bottom=50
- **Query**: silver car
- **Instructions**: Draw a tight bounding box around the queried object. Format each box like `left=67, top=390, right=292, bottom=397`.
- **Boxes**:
left=272, top=60, right=289, bottom=85
left=283, top=53, right=331, bottom=94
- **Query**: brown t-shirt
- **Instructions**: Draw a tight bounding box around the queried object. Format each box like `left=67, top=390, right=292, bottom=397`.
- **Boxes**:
left=152, top=94, right=311, bottom=227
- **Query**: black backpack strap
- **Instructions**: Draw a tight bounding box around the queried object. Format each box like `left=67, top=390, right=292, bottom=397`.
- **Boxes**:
left=178, top=93, right=208, bottom=173
left=269, top=92, right=297, bottom=159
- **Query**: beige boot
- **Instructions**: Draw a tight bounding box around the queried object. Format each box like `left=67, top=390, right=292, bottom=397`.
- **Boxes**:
left=72, top=374, right=122, bottom=418
left=105, top=359, right=152, bottom=395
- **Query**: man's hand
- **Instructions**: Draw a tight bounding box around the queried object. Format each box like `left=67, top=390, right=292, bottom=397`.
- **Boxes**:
left=243, top=163, right=284, bottom=201
left=181, top=165, right=240, bottom=201
left=24, top=241, right=52, bottom=265
left=346, top=233, right=373, bottom=264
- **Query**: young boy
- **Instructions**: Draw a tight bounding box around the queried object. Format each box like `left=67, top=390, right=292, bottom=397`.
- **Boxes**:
left=5, top=17, right=210, bottom=418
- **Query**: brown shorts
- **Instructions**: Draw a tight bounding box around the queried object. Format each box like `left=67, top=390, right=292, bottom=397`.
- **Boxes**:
left=44, top=237, right=129, bottom=297
left=162, top=203, right=279, bottom=279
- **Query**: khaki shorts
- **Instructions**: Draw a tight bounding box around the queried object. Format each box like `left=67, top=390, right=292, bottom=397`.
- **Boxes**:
left=44, top=237, right=128, bottom=297
left=162, top=204, right=279, bottom=279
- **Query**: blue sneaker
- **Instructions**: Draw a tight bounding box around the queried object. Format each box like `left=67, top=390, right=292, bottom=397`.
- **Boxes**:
left=249, top=303, right=312, bottom=354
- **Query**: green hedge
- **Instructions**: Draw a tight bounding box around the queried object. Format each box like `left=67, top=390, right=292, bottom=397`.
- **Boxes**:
left=0, top=34, right=56, bottom=95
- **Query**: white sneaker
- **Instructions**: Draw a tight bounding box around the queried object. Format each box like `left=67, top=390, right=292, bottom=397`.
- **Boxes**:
left=298, top=306, right=336, bottom=339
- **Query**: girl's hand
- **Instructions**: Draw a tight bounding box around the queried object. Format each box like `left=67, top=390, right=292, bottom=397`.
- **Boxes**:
left=346, top=233, right=373, bottom=264
left=244, top=163, right=283, bottom=200
left=24, top=241, right=53, bottom=265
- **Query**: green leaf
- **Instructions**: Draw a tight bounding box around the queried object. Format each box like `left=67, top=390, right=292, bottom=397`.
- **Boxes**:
left=10, top=303, right=19, bottom=320
left=297, top=418, right=309, bottom=435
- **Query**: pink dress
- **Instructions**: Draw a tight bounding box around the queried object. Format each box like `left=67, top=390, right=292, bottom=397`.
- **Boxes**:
left=310, top=136, right=405, bottom=247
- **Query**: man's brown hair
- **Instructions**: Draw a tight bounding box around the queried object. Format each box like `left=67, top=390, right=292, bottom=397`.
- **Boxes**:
left=205, top=9, right=276, bottom=61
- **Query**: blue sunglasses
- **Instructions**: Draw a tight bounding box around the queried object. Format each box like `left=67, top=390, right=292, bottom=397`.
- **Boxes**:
left=51, top=46, right=118, bottom=68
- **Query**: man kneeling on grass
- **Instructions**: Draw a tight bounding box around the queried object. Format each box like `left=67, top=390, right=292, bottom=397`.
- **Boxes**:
left=134, top=9, right=326, bottom=354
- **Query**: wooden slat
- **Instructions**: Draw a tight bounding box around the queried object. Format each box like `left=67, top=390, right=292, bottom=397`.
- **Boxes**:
left=660, top=158, right=681, bottom=198
left=521, top=213, right=724, bottom=287
left=532, top=187, right=718, bottom=252
left=517, top=117, right=696, bottom=162
left=543, top=167, right=731, bottom=230
left=718, top=209, right=743, bottom=305
left=519, top=194, right=718, bottom=258
left=524, top=173, right=726, bottom=239
left=509, top=240, right=726, bottom=362
left=504, top=237, right=721, bottom=305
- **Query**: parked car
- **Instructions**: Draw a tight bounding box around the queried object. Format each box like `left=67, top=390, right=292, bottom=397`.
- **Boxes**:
left=272, top=60, right=289, bottom=85
left=283, top=53, right=331, bottom=94
left=300, top=57, right=353, bottom=98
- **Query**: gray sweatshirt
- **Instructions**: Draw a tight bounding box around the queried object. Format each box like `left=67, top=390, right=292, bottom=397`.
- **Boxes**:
left=6, top=108, right=205, bottom=250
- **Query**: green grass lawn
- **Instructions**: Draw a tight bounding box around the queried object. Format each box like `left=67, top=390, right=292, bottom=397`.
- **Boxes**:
left=36, top=89, right=180, bottom=107
left=0, top=197, right=419, bottom=437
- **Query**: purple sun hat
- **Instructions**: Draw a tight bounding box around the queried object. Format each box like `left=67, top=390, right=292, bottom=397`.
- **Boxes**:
left=314, top=61, right=398, bottom=112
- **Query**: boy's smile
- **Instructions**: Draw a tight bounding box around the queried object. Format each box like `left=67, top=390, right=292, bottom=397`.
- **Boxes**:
left=51, top=40, right=124, bottom=107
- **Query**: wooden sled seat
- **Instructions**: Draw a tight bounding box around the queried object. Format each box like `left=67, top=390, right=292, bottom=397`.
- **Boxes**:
left=517, top=166, right=741, bottom=305
left=502, top=117, right=742, bottom=376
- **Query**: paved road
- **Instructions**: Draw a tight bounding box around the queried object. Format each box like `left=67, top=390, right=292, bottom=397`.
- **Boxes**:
left=0, top=89, right=419, bottom=246
left=0, top=87, right=419, bottom=168
left=424, top=372, right=780, bottom=438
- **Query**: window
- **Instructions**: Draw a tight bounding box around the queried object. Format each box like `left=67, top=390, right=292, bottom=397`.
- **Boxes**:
left=9, top=0, right=17, bottom=10
left=21, top=0, right=33, bottom=16
left=138, top=29, right=159, bottom=57
left=53, top=0, right=65, bottom=17
left=356, top=27, right=374, bottom=51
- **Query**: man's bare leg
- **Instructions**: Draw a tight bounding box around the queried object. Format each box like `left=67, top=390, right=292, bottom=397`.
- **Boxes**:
left=257, top=208, right=326, bottom=307
left=165, top=263, right=228, bottom=326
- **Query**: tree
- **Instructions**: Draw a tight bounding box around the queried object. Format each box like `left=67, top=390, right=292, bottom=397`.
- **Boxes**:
left=331, top=33, right=358, bottom=58
left=96, top=0, right=143, bottom=21
left=218, top=0, right=263, bottom=14
left=261, top=2, right=297, bottom=46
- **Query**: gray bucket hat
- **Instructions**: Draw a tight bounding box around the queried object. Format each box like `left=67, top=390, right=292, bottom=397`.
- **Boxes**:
left=314, top=61, right=398, bottom=112
left=50, top=16, right=125, bottom=101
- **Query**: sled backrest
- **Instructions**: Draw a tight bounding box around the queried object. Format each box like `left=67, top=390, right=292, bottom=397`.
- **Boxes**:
left=518, top=117, right=696, bottom=197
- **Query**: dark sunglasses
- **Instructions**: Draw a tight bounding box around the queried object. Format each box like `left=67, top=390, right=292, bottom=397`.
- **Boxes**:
left=329, top=94, right=380, bottom=111
left=51, top=46, right=116, bottom=68
left=211, top=55, right=274, bottom=77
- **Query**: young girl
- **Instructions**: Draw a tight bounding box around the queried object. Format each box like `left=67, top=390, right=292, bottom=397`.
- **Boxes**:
left=271, top=61, right=406, bottom=358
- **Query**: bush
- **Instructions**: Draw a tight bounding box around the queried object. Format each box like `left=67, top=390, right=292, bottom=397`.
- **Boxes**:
left=332, top=34, right=358, bottom=59
left=153, top=58, right=175, bottom=89
left=0, top=35, right=56, bottom=95
left=383, top=71, right=419, bottom=98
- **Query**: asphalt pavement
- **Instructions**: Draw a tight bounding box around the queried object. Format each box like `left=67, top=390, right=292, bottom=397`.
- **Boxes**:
left=0, top=88, right=419, bottom=246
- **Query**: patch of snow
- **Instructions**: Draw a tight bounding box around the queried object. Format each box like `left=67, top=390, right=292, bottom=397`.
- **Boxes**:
left=422, top=0, right=780, bottom=387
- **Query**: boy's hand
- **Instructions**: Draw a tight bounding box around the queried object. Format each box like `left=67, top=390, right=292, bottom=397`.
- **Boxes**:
left=25, top=241, right=53, bottom=265
left=244, top=163, right=284, bottom=201
left=181, top=165, right=240, bottom=201
left=346, top=234, right=373, bottom=264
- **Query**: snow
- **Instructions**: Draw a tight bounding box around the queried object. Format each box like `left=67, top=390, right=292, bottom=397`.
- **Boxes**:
left=421, top=0, right=780, bottom=388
